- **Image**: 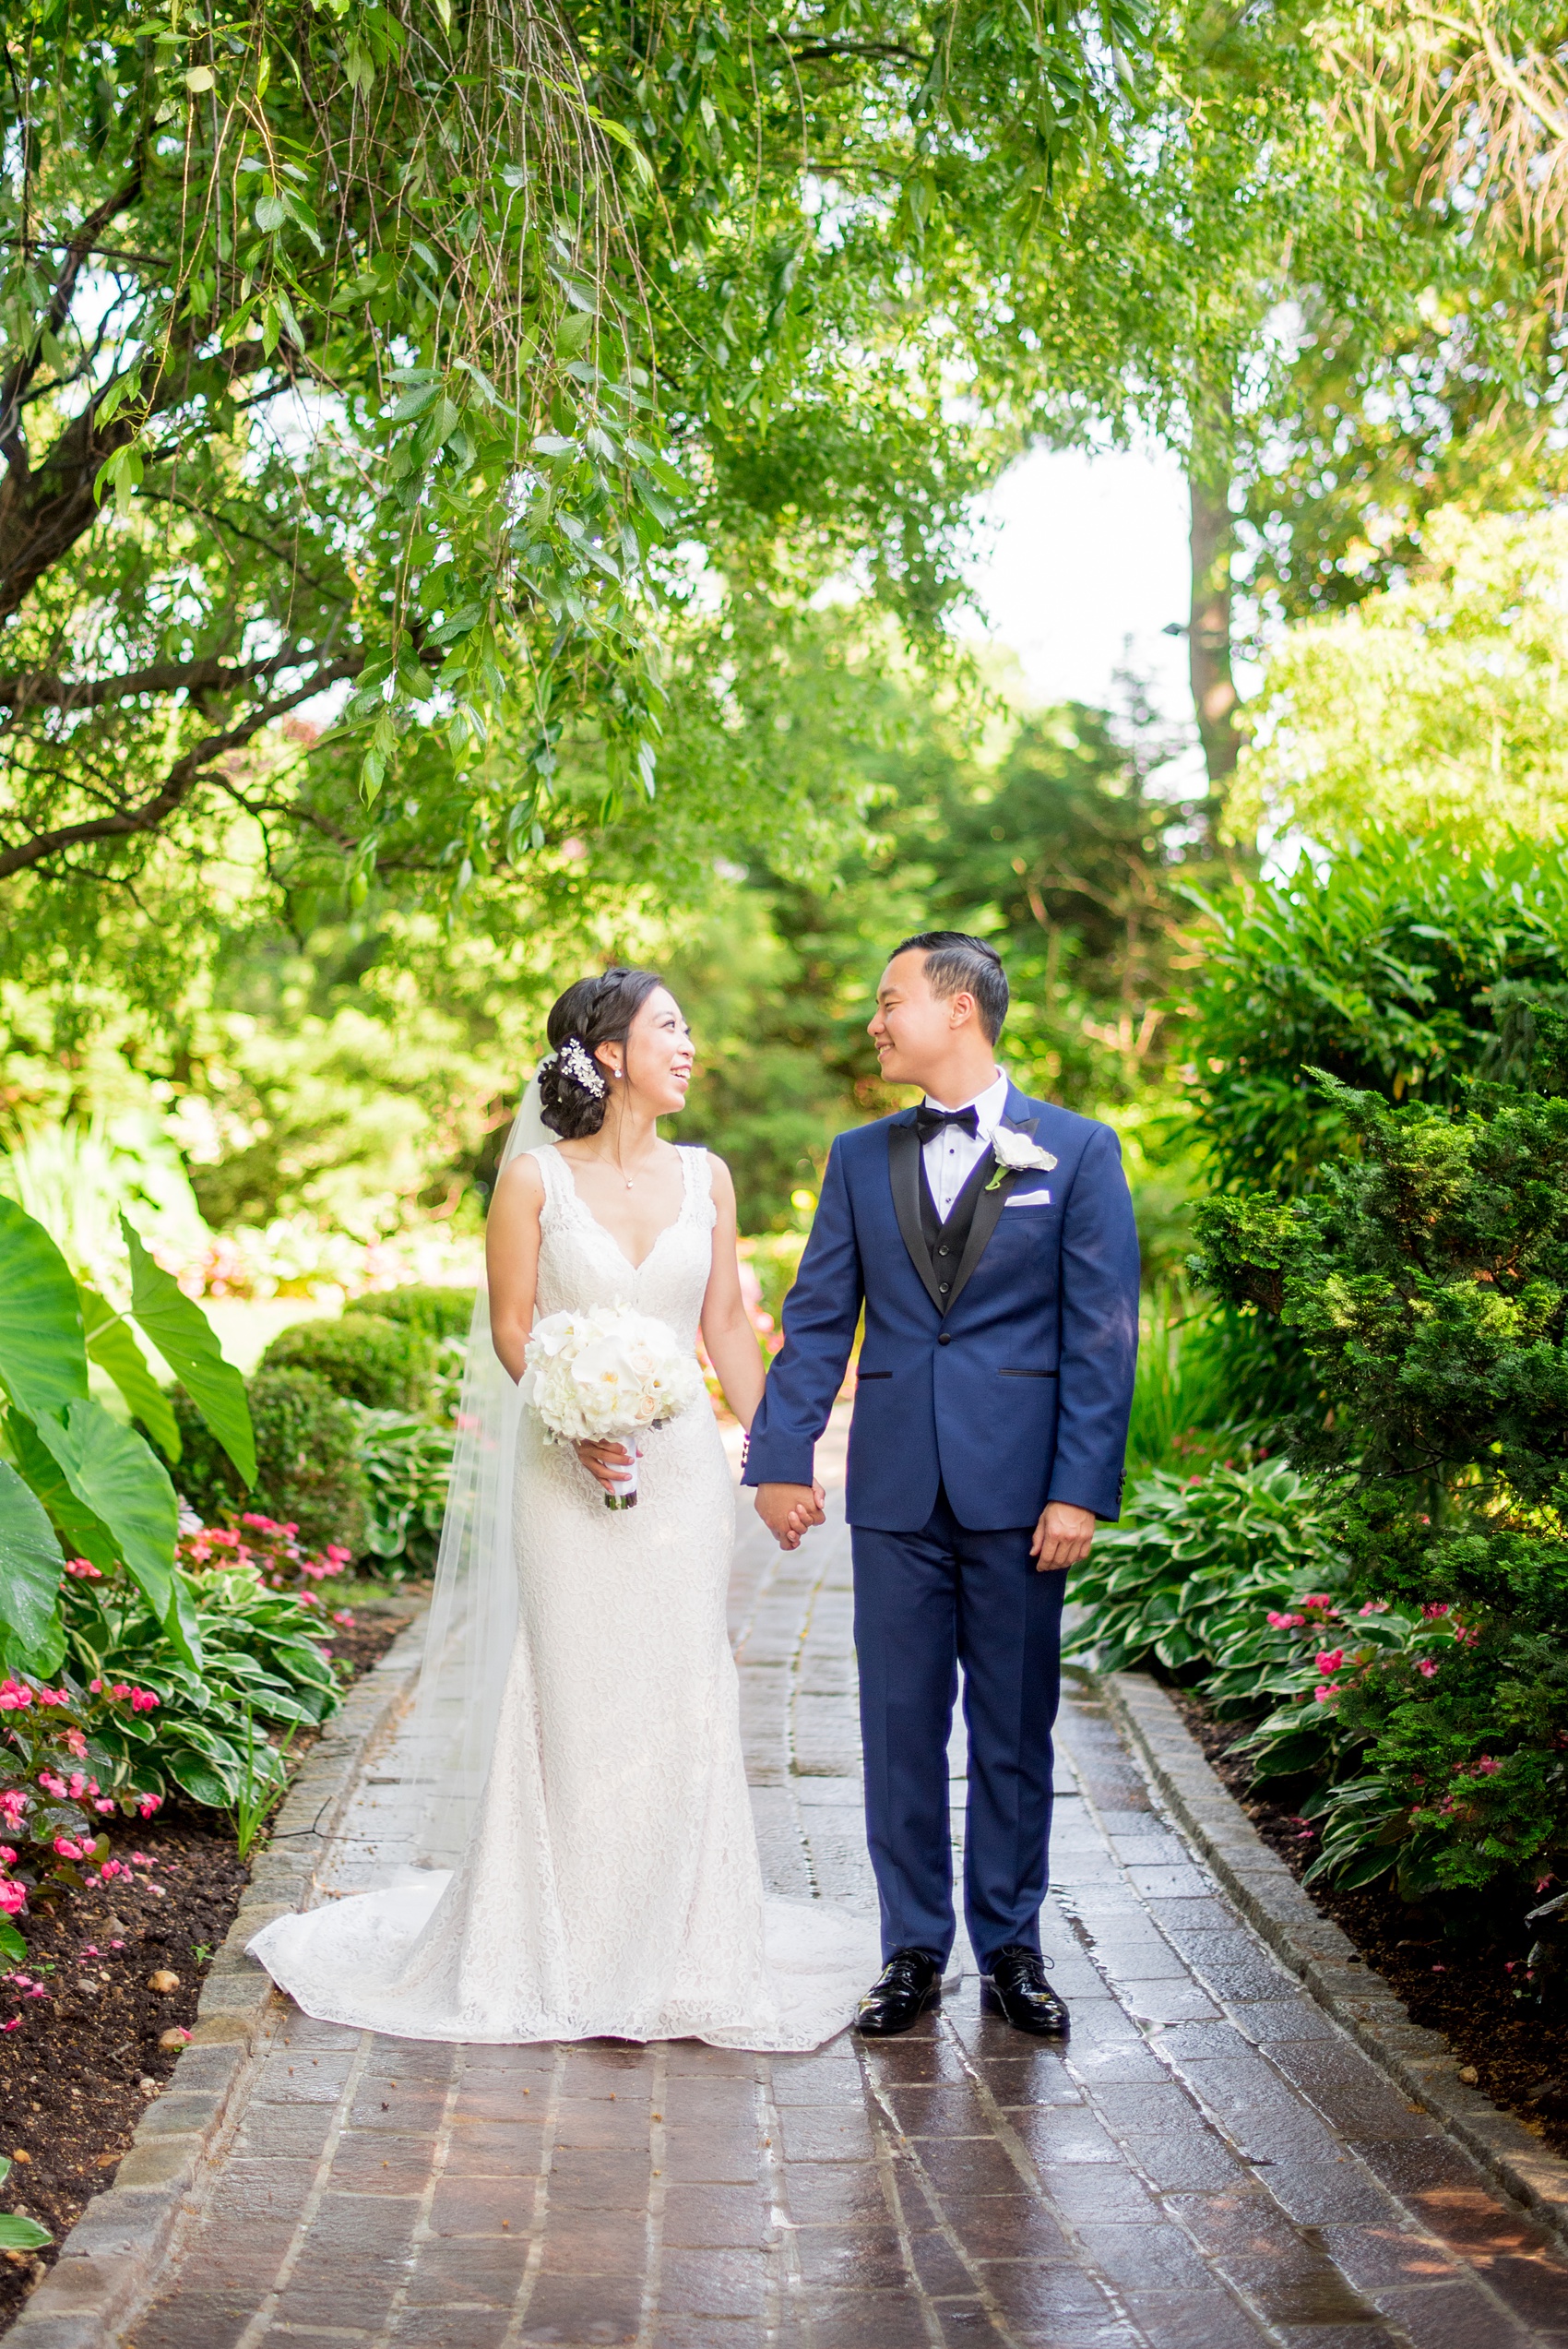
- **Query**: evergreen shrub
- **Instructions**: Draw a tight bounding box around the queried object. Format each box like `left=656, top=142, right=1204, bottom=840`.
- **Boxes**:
left=1191, top=998, right=1568, bottom=1904
left=173, top=1369, right=368, bottom=1556
left=261, top=1312, right=436, bottom=1411
left=357, top=1285, right=474, bottom=1342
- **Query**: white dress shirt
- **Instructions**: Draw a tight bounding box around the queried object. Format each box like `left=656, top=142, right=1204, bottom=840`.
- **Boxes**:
left=921, top=1067, right=1010, bottom=1221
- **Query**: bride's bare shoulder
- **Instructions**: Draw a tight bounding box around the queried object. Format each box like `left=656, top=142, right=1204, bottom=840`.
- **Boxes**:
left=702, top=1151, right=736, bottom=1205
left=492, top=1150, right=547, bottom=1213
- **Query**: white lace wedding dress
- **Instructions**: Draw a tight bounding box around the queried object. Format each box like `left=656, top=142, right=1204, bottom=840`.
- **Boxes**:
left=250, top=1143, right=876, bottom=2048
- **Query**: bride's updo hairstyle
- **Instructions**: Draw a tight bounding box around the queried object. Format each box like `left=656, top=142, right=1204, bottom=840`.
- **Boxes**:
left=536, top=966, right=666, bottom=1139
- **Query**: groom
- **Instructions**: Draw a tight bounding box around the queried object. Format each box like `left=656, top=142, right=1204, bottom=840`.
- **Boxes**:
left=743, top=933, right=1139, bottom=2036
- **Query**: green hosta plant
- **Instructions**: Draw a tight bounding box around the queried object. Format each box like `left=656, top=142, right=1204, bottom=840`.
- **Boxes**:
left=56, top=1559, right=339, bottom=1809
left=0, top=2156, right=50, bottom=2253
left=350, top=1407, right=455, bottom=1576
left=1065, top=1461, right=1346, bottom=1689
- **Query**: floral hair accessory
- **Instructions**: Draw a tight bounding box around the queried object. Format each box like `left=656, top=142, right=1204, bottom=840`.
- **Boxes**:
left=556, top=1035, right=606, bottom=1099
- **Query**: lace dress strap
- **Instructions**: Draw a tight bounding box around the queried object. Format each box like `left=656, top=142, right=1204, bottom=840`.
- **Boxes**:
left=529, top=1142, right=571, bottom=1231
left=679, top=1144, right=717, bottom=1228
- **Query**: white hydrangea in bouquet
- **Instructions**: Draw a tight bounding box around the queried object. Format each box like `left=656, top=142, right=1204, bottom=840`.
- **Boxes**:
left=521, top=1303, right=707, bottom=1508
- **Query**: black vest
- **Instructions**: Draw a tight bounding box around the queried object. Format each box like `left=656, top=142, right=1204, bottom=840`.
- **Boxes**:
left=918, top=1147, right=996, bottom=1307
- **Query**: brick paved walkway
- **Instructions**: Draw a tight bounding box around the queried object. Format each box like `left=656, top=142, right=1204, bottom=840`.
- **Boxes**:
left=135, top=1485, right=1568, bottom=2349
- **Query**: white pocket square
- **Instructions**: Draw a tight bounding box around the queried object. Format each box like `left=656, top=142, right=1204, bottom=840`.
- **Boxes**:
left=1004, top=1189, right=1051, bottom=1208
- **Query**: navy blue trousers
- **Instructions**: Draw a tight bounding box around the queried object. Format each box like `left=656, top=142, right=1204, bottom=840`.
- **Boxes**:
left=851, top=1486, right=1065, bottom=1971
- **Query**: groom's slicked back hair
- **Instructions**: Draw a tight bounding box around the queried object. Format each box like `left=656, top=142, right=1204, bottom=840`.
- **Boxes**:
left=893, top=932, right=1009, bottom=1043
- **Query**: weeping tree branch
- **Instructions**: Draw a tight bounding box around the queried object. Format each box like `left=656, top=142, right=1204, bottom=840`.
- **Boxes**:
left=0, top=657, right=364, bottom=879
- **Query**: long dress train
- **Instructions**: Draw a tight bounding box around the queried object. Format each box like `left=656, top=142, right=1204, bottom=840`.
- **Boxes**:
left=250, top=1143, right=877, bottom=2048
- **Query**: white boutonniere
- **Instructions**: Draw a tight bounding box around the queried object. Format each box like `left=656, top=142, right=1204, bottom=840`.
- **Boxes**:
left=985, top=1127, right=1058, bottom=1192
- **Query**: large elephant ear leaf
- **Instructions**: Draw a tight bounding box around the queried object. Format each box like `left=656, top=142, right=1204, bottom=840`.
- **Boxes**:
left=120, top=1218, right=255, bottom=1487
left=78, top=1285, right=182, bottom=1462
left=30, top=1398, right=179, bottom=1628
left=0, top=1197, right=89, bottom=1422
left=6, top=1410, right=118, bottom=1575
left=0, top=1457, right=66, bottom=1668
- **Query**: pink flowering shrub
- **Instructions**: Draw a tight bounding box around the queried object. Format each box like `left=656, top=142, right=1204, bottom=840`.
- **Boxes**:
left=1235, top=1589, right=1562, bottom=1897
left=177, top=1516, right=351, bottom=1602
left=53, top=1552, right=341, bottom=1815
left=0, top=1674, right=166, bottom=1957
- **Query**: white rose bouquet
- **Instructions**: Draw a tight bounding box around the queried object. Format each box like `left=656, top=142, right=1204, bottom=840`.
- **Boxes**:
left=520, top=1302, right=707, bottom=1508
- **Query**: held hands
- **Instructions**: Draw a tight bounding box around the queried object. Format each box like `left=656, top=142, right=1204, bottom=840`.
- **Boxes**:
left=1031, top=1500, right=1096, bottom=1572
left=575, top=1437, right=638, bottom=1494
left=754, top=1481, right=826, bottom=1552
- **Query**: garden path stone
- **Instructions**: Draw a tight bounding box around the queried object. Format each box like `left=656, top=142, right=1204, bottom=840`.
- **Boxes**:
left=130, top=1474, right=1568, bottom=2348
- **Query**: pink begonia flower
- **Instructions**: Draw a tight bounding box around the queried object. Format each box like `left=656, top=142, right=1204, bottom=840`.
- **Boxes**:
left=0, top=1846, right=14, bottom=1865
left=38, top=1771, right=68, bottom=1797
left=94, top=1799, right=116, bottom=1815
left=0, top=1680, right=32, bottom=1709
left=25, top=1983, right=47, bottom=1997
left=129, top=1851, right=155, bottom=1865
left=331, top=1610, right=355, bottom=1628
left=65, top=1730, right=88, bottom=1759
left=130, top=1689, right=160, bottom=1712
left=0, top=1884, right=21, bottom=1917
left=1266, top=1611, right=1305, bottom=1629
left=1421, top=1602, right=1451, bottom=1619
left=89, top=1678, right=102, bottom=1693
left=1301, top=1594, right=1336, bottom=1610
left=0, top=1792, right=25, bottom=1825
left=1314, top=1684, right=1336, bottom=1703
left=110, top=1938, right=125, bottom=1950
left=1, top=2017, right=21, bottom=2032
left=1473, top=1756, right=1502, bottom=1775
left=79, top=1944, right=99, bottom=1957
left=53, top=1835, right=86, bottom=1859
left=1418, top=1659, right=1440, bottom=1678
left=1359, top=1600, right=1390, bottom=1616
left=1315, top=1648, right=1344, bottom=1675
left=97, top=1859, right=125, bottom=1880
left=64, top=1556, right=102, bottom=1578
left=137, top=1796, right=161, bottom=1818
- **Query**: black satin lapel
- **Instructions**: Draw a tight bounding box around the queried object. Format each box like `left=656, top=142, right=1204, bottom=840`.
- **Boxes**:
left=944, top=1162, right=1013, bottom=1313
left=887, top=1121, right=945, bottom=1311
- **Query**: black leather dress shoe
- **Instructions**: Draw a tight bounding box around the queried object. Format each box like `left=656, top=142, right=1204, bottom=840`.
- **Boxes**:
left=980, top=1945, right=1069, bottom=2036
left=853, top=1947, right=944, bottom=2036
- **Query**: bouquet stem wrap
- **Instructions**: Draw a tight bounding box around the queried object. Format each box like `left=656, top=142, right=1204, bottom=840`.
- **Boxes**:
left=520, top=1303, right=707, bottom=1508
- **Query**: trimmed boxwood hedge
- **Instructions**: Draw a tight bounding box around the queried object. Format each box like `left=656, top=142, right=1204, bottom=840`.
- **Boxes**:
left=357, top=1284, right=474, bottom=1342
left=173, top=1368, right=369, bottom=1555
left=261, top=1311, right=436, bottom=1411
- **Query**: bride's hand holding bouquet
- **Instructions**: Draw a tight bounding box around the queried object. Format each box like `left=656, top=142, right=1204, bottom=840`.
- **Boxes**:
left=521, top=1301, right=707, bottom=1507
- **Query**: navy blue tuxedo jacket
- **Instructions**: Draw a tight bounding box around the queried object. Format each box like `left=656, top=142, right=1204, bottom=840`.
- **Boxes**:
left=742, top=1084, right=1139, bottom=1532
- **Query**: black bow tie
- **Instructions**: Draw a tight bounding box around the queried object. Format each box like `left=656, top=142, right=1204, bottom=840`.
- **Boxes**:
left=915, top=1103, right=980, bottom=1144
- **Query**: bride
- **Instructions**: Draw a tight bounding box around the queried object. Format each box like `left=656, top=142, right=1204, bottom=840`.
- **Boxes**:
left=250, top=966, right=874, bottom=2048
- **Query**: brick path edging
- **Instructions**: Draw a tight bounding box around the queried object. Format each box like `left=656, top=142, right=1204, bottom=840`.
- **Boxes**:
left=7, top=1604, right=431, bottom=2349
left=1102, top=1664, right=1568, bottom=2261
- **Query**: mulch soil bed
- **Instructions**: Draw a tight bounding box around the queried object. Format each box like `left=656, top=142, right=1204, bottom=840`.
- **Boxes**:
left=1170, top=1686, right=1568, bottom=2166
left=0, top=1595, right=419, bottom=2335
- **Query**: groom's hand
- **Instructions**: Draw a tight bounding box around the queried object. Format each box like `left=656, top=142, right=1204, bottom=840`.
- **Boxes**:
left=755, top=1482, right=826, bottom=1550
left=1031, top=1501, right=1096, bottom=1571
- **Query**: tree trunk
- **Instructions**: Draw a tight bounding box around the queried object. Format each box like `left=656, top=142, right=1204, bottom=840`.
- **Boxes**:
left=1188, top=436, right=1241, bottom=792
